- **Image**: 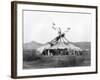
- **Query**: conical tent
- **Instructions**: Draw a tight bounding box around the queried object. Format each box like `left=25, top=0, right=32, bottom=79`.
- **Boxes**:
left=37, top=23, right=83, bottom=55
left=51, top=42, right=82, bottom=51
left=37, top=42, right=82, bottom=55
left=37, top=44, right=50, bottom=53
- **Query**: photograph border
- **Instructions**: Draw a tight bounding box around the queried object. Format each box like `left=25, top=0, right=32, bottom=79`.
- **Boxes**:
left=11, top=1, right=98, bottom=79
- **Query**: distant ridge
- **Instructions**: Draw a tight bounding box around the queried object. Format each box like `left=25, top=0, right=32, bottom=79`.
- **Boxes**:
left=23, top=41, right=91, bottom=50
left=23, top=41, right=43, bottom=50
left=73, top=42, right=91, bottom=50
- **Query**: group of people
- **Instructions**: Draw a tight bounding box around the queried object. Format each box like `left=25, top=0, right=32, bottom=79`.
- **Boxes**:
left=41, top=48, right=83, bottom=56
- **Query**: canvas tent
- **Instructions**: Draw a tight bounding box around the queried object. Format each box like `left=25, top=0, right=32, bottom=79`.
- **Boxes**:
left=37, top=23, right=83, bottom=56
left=37, top=42, right=83, bottom=56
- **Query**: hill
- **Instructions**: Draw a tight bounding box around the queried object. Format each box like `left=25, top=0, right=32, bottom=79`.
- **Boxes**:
left=23, top=41, right=91, bottom=50
left=73, top=42, right=91, bottom=50
left=23, top=41, right=43, bottom=50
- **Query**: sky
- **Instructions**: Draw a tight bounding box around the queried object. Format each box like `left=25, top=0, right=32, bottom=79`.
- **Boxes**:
left=23, top=10, right=91, bottom=44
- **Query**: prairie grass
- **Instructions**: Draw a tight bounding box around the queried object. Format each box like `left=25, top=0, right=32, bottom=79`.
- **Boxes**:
left=23, top=49, right=90, bottom=69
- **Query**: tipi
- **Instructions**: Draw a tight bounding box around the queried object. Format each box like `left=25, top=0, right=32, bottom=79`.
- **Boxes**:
left=37, top=23, right=82, bottom=56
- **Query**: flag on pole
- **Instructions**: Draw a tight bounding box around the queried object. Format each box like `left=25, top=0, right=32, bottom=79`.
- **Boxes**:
left=52, top=22, right=55, bottom=26
left=67, top=27, right=71, bottom=30
left=52, top=22, right=56, bottom=30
